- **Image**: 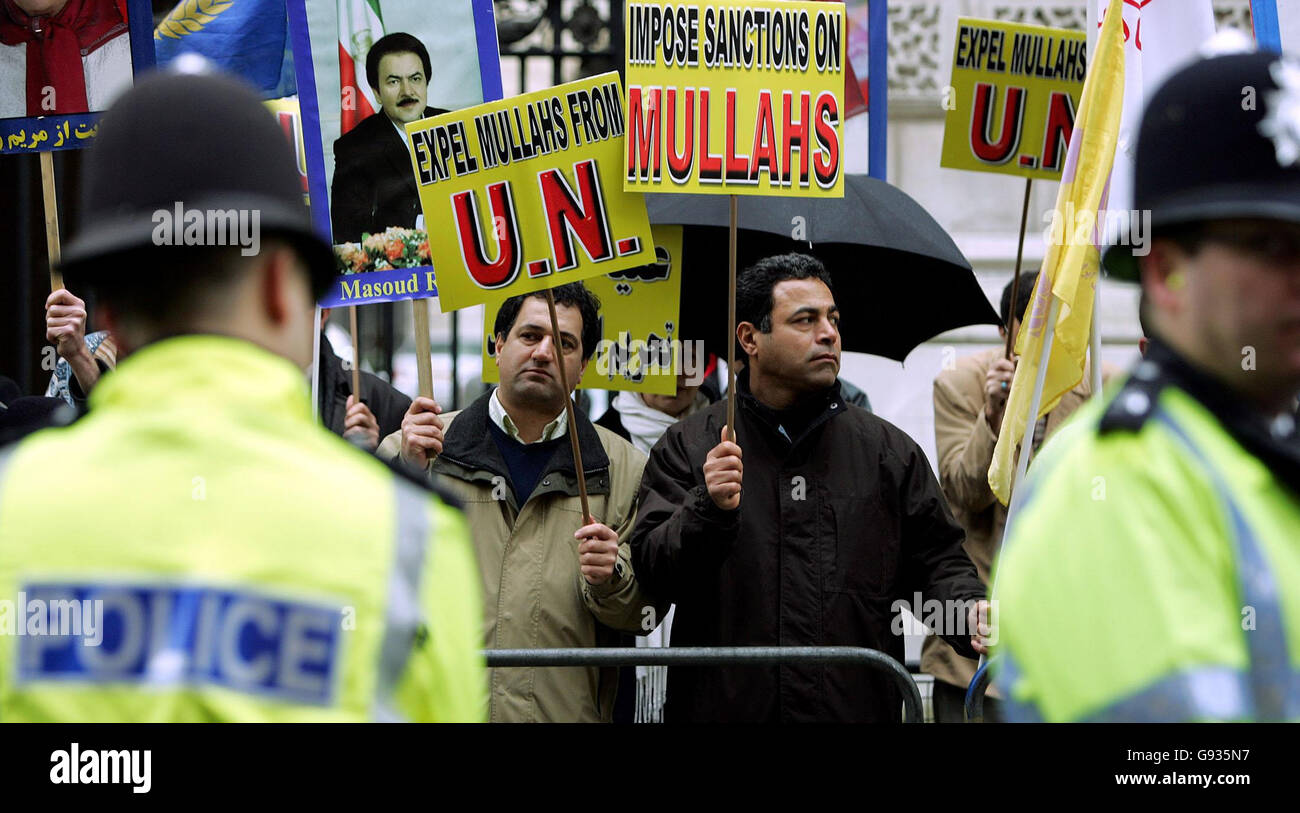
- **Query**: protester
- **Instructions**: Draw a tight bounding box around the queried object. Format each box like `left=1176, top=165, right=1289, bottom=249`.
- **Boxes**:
left=380, top=282, right=662, bottom=722
left=629, top=253, right=988, bottom=722
left=597, top=373, right=709, bottom=454
left=0, top=70, right=485, bottom=722
left=44, top=288, right=116, bottom=408
left=993, top=52, right=1300, bottom=722
left=316, top=309, right=410, bottom=451
left=0, top=0, right=133, bottom=118
left=924, top=272, right=1102, bottom=722
left=596, top=372, right=708, bottom=723
left=330, top=32, right=447, bottom=244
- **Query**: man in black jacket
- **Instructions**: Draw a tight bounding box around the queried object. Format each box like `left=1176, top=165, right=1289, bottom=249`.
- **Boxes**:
left=629, top=253, right=988, bottom=722
left=316, top=324, right=410, bottom=452
left=330, top=32, right=447, bottom=244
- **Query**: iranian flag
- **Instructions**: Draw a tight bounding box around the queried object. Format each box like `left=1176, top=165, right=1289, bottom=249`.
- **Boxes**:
left=339, top=0, right=384, bottom=134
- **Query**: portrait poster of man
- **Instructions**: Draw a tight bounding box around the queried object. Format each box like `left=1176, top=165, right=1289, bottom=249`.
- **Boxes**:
left=288, top=0, right=502, bottom=272
left=0, top=0, right=154, bottom=154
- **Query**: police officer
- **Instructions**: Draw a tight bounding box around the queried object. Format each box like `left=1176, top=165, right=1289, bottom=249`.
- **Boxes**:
left=0, top=70, right=486, bottom=721
left=991, top=51, right=1300, bottom=722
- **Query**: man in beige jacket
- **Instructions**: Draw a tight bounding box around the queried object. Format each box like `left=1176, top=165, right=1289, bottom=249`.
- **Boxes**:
left=379, top=283, right=662, bottom=722
left=926, top=274, right=1104, bottom=722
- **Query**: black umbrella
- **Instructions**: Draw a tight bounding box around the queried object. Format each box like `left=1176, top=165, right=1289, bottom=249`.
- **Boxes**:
left=646, top=174, right=1000, bottom=362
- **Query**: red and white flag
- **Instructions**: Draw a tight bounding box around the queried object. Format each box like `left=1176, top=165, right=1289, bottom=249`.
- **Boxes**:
left=338, top=0, right=384, bottom=134
left=1093, top=0, right=1217, bottom=229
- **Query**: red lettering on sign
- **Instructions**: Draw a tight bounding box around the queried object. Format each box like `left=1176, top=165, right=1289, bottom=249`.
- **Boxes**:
left=1041, top=90, right=1075, bottom=172
left=782, top=90, right=810, bottom=186
left=627, top=86, right=662, bottom=181
left=538, top=159, right=614, bottom=272
left=724, top=89, right=749, bottom=182
left=698, top=89, right=723, bottom=183
left=812, top=91, right=840, bottom=189
left=452, top=181, right=522, bottom=289
left=666, top=87, right=695, bottom=184
left=970, top=82, right=1025, bottom=165
left=750, top=89, right=778, bottom=183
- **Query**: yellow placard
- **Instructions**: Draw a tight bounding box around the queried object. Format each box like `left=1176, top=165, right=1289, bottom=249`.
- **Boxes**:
left=482, top=225, right=686, bottom=395
left=940, top=18, right=1087, bottom=180
left=263, top=96, right=309, bottom=204
left=624, top=0, right=846, bottom=197
left=406, top=72, right=655, bottom=312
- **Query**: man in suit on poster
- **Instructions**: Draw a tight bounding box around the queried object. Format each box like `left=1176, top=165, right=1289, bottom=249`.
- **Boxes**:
left=330, top=31, right=446, bottom=244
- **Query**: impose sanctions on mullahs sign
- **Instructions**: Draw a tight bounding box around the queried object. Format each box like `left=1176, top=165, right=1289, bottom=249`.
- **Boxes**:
left=624, top=1, right=846, bottom=197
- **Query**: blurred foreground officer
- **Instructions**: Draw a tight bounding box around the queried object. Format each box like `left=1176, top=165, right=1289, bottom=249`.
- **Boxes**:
left=0, top=71, right=485, bottom=722
left=993, top=52, right=1300, bottom=722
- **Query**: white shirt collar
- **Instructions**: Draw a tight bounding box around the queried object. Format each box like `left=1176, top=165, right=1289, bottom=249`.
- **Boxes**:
left=488, top=388, right=568, bottom=443
left=389, top=114, right=410, bottom=144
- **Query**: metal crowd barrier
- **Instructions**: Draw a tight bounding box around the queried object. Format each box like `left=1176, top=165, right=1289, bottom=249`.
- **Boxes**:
left=483, top=646, right=924, bottom=723
left=965, top=658, right=994, bottom=722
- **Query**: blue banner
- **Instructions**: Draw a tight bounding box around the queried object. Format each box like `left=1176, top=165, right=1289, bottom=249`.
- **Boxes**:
left=154, top=0, right=296, bottom=98
left=0, top=115, right=100, bottom=154
left=318, top=265, right=439, bottom=308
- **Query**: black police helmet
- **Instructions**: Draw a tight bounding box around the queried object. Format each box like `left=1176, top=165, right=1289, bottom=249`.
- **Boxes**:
left=58, top=67, right=334, bottom=298
left=1104, top=51, right=1300, bottom=281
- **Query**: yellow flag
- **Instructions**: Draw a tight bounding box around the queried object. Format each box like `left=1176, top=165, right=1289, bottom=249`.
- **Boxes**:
left=988, top=0, right=1126, bottom=506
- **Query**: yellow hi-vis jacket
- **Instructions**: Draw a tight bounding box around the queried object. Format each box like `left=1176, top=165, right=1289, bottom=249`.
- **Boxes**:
left=0, top=335, right=486, bottom=722
left=992, top=355, right=1300, bottom=722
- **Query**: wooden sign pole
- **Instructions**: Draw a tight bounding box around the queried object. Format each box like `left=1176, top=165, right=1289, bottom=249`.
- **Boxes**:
left=349, top=305, right=362, bottom=400
left=725, top=194, right=738, bottom=440
left=40, top=152, right=63, bottom=291
left=412, top=297, right=434, bottom=400
left=543, top=288, right=590, bottom=522
left=1004, top=178, right=1033, bottom=359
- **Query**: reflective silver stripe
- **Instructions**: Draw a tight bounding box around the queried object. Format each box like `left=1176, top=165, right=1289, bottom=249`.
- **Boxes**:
left=0, top=444, right=17, bottom=540
left=995, top=651, right=1044, bottom=723
left=1081, top=667, right=1254, bottom=723
left=1155, top=409, right=1298, bottom=721
left=0, top=445, right=17, bottom=722
left=0, top=444, right=16, bottom=490
left=372, top=479, right=434, bottom=722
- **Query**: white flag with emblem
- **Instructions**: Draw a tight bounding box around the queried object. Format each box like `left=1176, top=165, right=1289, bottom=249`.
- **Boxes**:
left=1094, top=0, right=1216, bottom=241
